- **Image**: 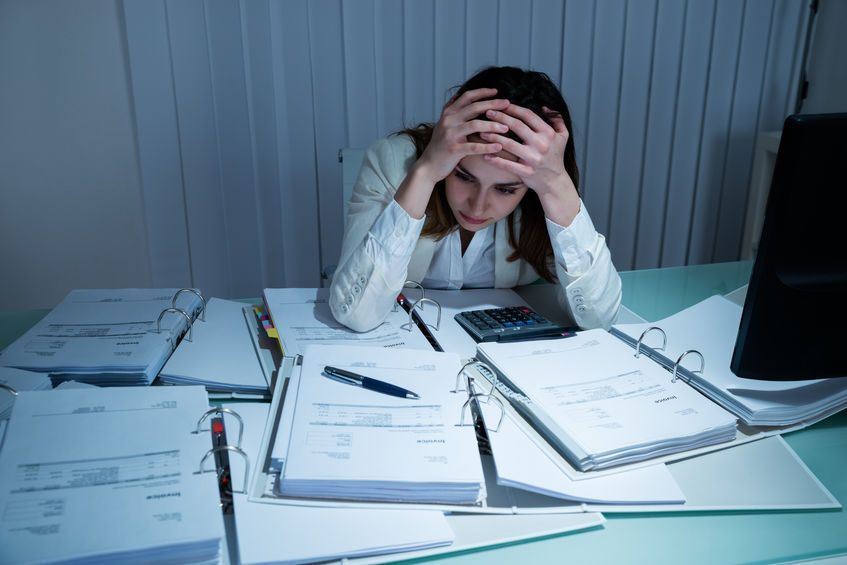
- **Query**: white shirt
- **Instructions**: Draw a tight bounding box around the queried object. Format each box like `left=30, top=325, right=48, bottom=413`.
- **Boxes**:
left=369, top=199, right=600, bottom=289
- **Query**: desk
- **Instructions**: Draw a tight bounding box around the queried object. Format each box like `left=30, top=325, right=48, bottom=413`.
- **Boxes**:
left=1, top=262, right=845, bottom=564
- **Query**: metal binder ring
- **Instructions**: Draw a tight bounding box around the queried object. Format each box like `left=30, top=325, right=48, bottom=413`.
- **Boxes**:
left=0, top=383, right=18, bottom=396
left=394, top=280, right=425, bottom=312
left=408, top=297, right=441, bottom=332
left=194, top=407, right=244, bottom=449
left=156, top=307, right=193, bottom=342
left=196, top=445, right=251, bottom=495
left=634, top=326, right=667, bottom=358
left=458, top=379, right=506, bottom=433
left=172, top=288, right=206, bottom=322
left=671, top=350, right=705, bottom=383
left=454, top=360, right=497, bottom=393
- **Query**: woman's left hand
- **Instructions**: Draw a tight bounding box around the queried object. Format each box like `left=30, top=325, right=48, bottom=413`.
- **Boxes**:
left=480, top=104, right=581, bottom=225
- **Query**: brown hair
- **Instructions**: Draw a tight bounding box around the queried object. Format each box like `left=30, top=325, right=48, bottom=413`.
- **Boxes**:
left=400, top=66, right=580, bottom=282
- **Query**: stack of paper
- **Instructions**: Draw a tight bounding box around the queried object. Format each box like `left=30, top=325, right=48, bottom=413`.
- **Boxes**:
left=276, top=345, right=486, bottom=504
left=477, top=330, right=738, bottom=471
left=0, top=289, right=203, bottom=386
left=262, top=288, right=433, bottom=357
left=158, top=298, right=271, bottom=395
left=0, top=386, right=224, bottom=564
left=611, top=295, right=847, bottom=427
left=0, top=367, right=52, bottom=420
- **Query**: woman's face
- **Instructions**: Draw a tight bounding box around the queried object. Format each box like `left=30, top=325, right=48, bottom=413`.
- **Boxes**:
left=444, top=147, right=528, bottom=232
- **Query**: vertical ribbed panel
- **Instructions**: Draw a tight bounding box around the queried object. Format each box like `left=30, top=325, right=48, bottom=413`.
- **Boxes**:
left=124, top=0, right=810, bottom=299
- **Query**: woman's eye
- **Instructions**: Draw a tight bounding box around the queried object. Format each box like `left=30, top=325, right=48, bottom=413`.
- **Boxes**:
left=496, top=187, right=518, bottom=195
left=454, top=170, right=473, bottom=182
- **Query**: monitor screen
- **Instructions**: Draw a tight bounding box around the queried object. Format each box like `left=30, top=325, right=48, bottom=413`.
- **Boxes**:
left=731, top=113, right=847, bottom=380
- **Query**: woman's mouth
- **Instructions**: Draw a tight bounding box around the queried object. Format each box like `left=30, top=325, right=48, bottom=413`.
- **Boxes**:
left=460, top=212, right=487, bottom=225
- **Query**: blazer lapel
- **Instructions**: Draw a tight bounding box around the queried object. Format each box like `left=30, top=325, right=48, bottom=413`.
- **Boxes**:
left=407, top=237, right=437, bottom=284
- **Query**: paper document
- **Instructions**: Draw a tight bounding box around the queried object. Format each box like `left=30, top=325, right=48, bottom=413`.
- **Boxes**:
left=159, top=298, right=270, bottom=394
left=611, top=295, right=847, bottom=426
left=0, top=367, right=52, bottom=420
left=0, top=386, right=223, bottom=564
left=0, top=289, right=203, bottom=386
left=263, top=288, right=433, bottom=357
left=277, top=345, right=486, bottom=504
left=477, top=330, right=738, bottom=470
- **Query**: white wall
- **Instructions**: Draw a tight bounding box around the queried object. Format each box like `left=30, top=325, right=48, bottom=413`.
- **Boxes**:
left=0, top=0, right=151, bottom=309
left=0, top=0, right=814, bottom=310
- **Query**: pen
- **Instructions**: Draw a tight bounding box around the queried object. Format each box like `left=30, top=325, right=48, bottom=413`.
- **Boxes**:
left=323, top=366, right=420, bottom=400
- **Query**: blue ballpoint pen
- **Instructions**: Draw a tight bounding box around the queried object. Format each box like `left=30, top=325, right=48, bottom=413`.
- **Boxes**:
left=323, top=366, right=420, bottom=400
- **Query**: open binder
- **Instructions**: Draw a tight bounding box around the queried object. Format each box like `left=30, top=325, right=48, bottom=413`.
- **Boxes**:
left=251, top=342, right=839, bottom=516
left=158, top=297, right=274, bottom=396
left=610, top=294, right=847, bottom=428
left=0, top=288, right=205, bottom=386
left=0, top=386, right=243, bottom=564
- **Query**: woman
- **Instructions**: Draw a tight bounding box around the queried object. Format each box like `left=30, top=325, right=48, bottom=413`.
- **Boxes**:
left=330, top=66, right=621, bottom=332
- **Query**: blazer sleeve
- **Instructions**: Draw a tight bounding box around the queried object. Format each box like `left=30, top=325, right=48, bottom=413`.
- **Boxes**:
left=546, top=205, right=622, bottom=330
left=329, top=136, right=421, bottom=332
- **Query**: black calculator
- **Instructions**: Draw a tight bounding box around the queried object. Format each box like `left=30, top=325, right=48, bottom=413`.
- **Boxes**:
left=454, top=306, right=576, bottom=343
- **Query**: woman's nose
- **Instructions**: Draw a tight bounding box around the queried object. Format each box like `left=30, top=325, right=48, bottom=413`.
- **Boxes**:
left=468, top=190, right=487, bottom=215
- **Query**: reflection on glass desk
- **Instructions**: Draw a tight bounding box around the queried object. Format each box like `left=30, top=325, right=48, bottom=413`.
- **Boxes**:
left=0, top=261, right=845, bottom=564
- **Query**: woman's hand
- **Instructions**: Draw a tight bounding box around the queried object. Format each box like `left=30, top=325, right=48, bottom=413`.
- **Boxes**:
left=480, top=104, right=581, bottom=226
left=395, top=88, right=510, bottom=219
left=414, top=88, right=511, bottom=184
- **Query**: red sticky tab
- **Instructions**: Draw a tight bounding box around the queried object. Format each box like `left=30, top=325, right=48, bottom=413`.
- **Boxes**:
left=212, top=420, right=224, bottom=434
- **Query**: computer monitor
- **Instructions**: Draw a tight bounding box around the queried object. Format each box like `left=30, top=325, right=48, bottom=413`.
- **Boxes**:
left=731, top=113, right=847, bottom=380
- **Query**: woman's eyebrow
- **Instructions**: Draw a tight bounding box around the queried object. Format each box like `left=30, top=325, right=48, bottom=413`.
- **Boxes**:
left=457, top=165, right=525, bottom=189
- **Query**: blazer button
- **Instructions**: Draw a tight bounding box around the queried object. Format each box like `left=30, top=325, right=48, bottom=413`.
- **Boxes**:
left=358, top=276, right=366, bottom=285
left=341, top=304, right=349, bottom=313
left=352, top=284, right=362, bottom=295
left=576, top=305, right=587, bottom=313
left=346, top=295, right=354, bottom=305
left=574, top=296, right=585, bottom=304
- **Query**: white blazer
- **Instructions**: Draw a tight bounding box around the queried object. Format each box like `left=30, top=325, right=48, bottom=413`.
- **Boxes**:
left=329, top=135, right=622, bottom=332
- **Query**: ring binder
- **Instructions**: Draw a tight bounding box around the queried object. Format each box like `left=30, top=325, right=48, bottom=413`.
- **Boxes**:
left=454, top=360, right=497, bottom=393
left=196, top=445, right=251, bottom=494
left=194, top=407, right=245, bottom=448
left=634, top=326, right=667, bottom=358
left=156, top=307, right=194, bottom=342
left=408, top=297, right=442, bottom=332
left=0, top=383, right=17, bottom=396
left=393, top=280, right=425, bottom=312
left=457, top=376, right=505, bottom=432
left=172, top=288, right=206, bottom=322
left=671, top=350, right=705, bottom=383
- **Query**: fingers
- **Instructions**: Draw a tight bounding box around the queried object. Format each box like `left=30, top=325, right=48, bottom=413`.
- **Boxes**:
left=501, top=104, right=552, bottom=134
left=485, top=108, right=536, bottom=142
left=483, top=154, right=535, bottom=178
left=478, top=132, right=537, bottom=164
left=543, top=106, right=569, bottom=136
left=447, top=87, right=498, bottom=111
left=462, top=141, right=503, bottom=156
left=458, top=119, right=509, bottom=138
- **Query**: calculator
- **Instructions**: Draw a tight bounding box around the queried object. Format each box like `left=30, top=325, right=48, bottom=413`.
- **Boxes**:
left=454, top=306, right=576, bottom=343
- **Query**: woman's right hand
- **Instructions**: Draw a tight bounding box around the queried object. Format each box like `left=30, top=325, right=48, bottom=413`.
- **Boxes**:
left=414, top=88, right=511, bottom=184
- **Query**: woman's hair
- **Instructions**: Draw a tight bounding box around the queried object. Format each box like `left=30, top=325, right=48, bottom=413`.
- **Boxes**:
left=400, top=66, right=579, bottom=282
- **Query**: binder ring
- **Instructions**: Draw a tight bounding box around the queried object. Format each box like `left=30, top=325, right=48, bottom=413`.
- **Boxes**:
left=454, top=360, right=497, bottom=394
left=408, top=297, right=442, bottom=332
left=634, top=326, right=667, bottom=358
left=458, top=378, right=506, bottom=433
left=172, top=288, right=206, bottom=322
left=194, top=407, right=244, bottom=448
left=156, top=307, right=193, bottom=342
left=671, top=349, right=705, bottom=383
left=394, top=280, right=425, bottom=312
left=196, top=445, right=251, bottom=495
left=0, top=383, right=18, bottom=396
